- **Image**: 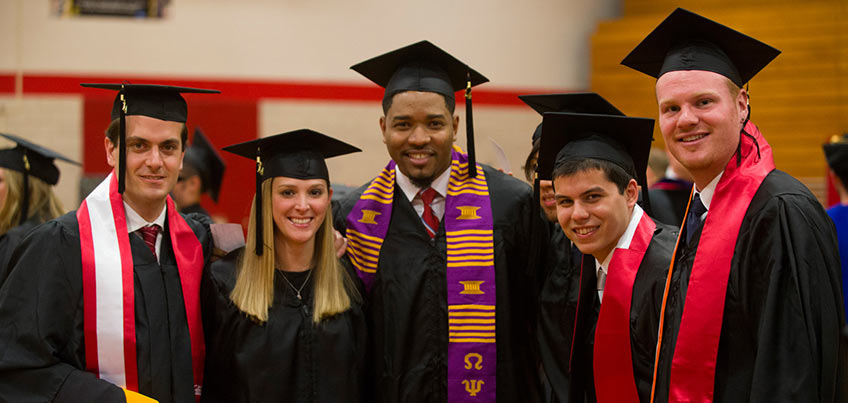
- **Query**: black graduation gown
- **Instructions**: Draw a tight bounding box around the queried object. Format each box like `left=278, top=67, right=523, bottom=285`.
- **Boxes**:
left=655, top=170, right=847, bottom=402
left=0, top=210, right=212, bottom=403
left=0, top=217, right=40, bottom=286
left=200, top=251, right=367, bottom=403
left=539, top=218, right=677, bottom=403
left=536, top=222, right=580, bottom=402
left=333, top=165, right=546, bottom=403
left=181, top=203, right=210, bottom=218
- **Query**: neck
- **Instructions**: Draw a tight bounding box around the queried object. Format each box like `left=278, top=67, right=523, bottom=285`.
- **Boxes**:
left=840, top=193, right=848, bottom=205
left=693, top=168, right=722, bottom=192
left=125, top=197, right=166, bottom=223
left=274, top=234, right=315, bottom=272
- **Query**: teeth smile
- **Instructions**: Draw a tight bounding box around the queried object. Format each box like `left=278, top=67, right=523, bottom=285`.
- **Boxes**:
left=574, top=227, right=597, bottom=235
left=681, top=133, right=707, bottom=142
left=409, top=153, right=429, bottom=159
left=290, top=218, right=312, bottom=224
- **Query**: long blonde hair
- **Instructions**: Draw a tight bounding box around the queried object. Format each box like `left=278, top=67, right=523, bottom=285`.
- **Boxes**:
left=230, top=178, right=360, bottom=323
left=0, top=168, right=64, bottom=235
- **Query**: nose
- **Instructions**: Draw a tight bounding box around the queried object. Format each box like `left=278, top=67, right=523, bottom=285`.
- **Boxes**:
left=677, top=105, right=698, bottom=129
left=146, top=146, right=164, bottom=169
left=571, top=201, right=590, bottom=222
left=407, top=125, right=430, bottom=147
left=294, top=193, right=310, bottom=212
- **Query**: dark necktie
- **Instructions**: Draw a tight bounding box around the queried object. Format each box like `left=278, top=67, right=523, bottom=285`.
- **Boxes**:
left=138, top=224, right=161, bottom=259
left=685, top=193, right=708, bottom=243
left=419, top=187, right=440, bottom=239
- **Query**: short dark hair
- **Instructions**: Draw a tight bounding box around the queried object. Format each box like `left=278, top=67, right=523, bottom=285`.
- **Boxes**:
left=382, top=90, right=456, bottom=115
left=523, top=138, right=541, bottom=182
left=105, top=118, right=188, bottom=149
left=551, top=158, right=633, bottom=194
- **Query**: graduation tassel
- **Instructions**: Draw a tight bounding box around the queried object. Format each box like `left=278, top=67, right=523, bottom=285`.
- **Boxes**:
left=117, top=85, right=127, bottom=194
left=465, top=70, right=477, bottom=178
left=254, top=148, right=264, bottom=256
left=19, top=152, right=30, bottom=225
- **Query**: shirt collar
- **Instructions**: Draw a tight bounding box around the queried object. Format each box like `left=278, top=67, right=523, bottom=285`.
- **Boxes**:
left=695, top=170, right=724, bottom=211
left=395, top=165, right=451, bottom=201
left=124, top=202, right=167, bottom=233
left=596, top=204, right=644, bottom=275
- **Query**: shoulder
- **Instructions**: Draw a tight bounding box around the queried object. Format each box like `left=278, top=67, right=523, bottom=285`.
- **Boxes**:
left=482, top=164, right=533, bottom=208
left=207, top=247, right=242, bottom=294
left=332, top=180, right=376, bottom=232
left=749, top=170, right=828, bottom=218
left=649, top=219, right=680, bottom=254
left=180, top=211, right=212, bottom=245
left=24, top=211, right=80, bottom=241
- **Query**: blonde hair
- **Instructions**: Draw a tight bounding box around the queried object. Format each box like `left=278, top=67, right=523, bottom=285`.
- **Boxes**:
left=230, top=178, right=360, bottom=323
left=0, top=168, right=64, bottom=235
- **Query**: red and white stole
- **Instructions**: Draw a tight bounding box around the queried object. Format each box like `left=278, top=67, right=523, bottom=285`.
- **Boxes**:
left=77, top=171, right=205, bottom=398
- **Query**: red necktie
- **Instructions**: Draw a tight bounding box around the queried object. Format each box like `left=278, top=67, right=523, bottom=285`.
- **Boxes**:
left=138, top=224, right=160, bottom=259
left=419, top=187, right=440, bottom=238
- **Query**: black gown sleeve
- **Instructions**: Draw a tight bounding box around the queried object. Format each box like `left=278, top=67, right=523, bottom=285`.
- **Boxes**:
left=718, top=191, right=846, bottom=402
left=0, top=216, right=125, bottom=402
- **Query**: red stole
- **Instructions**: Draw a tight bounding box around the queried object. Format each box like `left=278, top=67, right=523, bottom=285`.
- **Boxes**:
left=665, top=122, right=774, bottom=402
left=594, top=212, right=656, bottom=403
left=77, top=172, right=205, bottom=398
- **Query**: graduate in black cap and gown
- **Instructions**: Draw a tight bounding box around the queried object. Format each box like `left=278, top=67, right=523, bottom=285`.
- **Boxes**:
left=622, top=8, right=845, bottom=402
left=0, top=83, right=218, bottom=403
left=0, top=133, right=79, bottom=283
left=515, top=93, right=630, bottom=402
left=536, top=112, right=677, bottom=403
left=333, top=40, right=545, bottom=403
left=824, top=134, right=848, bottom=314
left=201, top=129, right=366, bottom=403
left=172, top=128, right=225, bottom=218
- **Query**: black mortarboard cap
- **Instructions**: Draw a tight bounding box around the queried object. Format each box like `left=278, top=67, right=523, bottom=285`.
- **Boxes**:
left=0, top=133, right=80, bottom=224
left=620, top=8, right=781, bottom=87
left=223, top=129, right=361, bottom=256
left=183, top=128, right=226, bottom=203
left=80, top=83, right=220, bottom=193
left=537, top=112, right=655, bottom=212
left=519, top=92, right=625, bottom=144
left=824, top=134, right=848, bottom=186
left=351, top=40, right=488, bottom=177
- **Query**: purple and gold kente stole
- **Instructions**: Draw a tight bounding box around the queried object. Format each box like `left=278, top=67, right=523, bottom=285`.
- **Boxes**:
left=346, top=146, right=497, bottom=402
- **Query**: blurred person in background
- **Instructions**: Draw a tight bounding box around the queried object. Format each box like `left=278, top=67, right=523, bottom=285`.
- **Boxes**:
left=171, top=128, right=225, bottom=219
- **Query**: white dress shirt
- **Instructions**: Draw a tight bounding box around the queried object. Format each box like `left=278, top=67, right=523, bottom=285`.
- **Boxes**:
left=694, top=170, right=724, bottom=219
left=124, top=202, right=167, bottom=263
left=395, top=166, right=451, bottom=221
left=594, top=204, right=645, bottom=302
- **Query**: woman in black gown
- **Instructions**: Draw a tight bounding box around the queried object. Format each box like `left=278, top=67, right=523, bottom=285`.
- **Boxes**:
left=201, top=129, right=366, bottom=403
left=0, top=133, right=78, bottom=284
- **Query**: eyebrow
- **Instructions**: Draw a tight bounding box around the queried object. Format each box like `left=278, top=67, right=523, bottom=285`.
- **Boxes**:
left=554, top=186, right=606, bottom=200
left=659, top=91, right=720, bottom=106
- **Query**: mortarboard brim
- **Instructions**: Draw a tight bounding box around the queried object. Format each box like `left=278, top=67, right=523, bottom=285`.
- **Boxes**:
left=620, top=8, right=781, bottom=87
left=519, top=92, right=625, bottom=144
left=537, top=113, right=654, bottom=194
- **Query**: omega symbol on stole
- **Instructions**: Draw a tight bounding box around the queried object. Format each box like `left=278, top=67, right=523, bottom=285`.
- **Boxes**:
left=357, top=210, right=381, bottom=224
left=456, top=206, right=482, bottom=220
left=462, top=353, right=484, bottom=396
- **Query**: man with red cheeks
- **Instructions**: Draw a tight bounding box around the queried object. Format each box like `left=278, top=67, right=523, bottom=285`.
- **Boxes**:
left=0, top=84, right=218, bottom=403
left=622, top=8, right=845, bottom=402
left=536, top=112, right=676, bottom=403
left=334, top=41, right=547, bottom=403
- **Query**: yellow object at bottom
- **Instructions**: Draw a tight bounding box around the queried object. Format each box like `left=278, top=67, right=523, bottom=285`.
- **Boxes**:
left=123, top=389, right=158, bottom=403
